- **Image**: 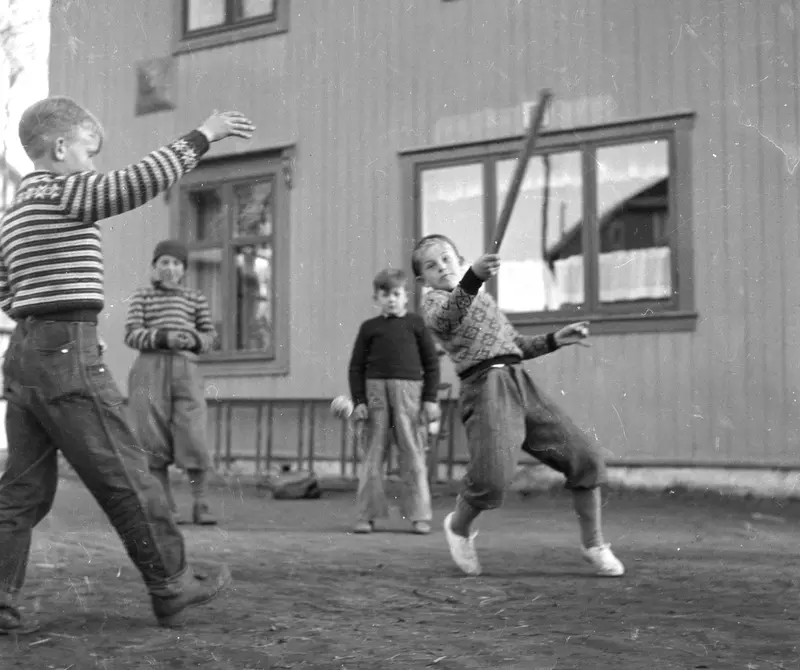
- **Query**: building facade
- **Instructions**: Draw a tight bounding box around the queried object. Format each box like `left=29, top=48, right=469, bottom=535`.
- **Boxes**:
left=46, top=0, right=800, bottom=476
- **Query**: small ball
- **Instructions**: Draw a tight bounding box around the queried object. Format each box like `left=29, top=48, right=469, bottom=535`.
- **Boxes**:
left=330, top=395, right=354, bottom=420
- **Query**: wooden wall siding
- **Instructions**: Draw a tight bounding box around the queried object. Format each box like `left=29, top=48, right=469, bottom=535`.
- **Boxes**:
left=48, top=0, right=800, bottom=467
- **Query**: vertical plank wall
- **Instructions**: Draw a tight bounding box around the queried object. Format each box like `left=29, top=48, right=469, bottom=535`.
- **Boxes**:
left=48, top=0, right=800, bottom=468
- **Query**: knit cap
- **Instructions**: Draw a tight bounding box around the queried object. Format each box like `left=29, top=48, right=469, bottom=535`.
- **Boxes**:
left=152, top=239, right=188, bottom=266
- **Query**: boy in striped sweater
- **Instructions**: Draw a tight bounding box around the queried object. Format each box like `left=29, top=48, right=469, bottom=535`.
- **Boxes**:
left=125, top=239, right=218, bottom=526
left=0, top=96, right=254, bottom=634
left=412, top=234, right=625, bottom=578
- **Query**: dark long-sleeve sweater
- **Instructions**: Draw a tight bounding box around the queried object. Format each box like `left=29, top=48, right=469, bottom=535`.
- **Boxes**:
left=0, top=130, right=209, bottom=319
left=348, top=313, right=440, bottom=406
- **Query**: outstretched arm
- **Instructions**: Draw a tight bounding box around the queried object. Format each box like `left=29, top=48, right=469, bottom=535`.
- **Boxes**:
left=62, top=111, right=254, bottom=225
left=513, top=332, right=558, bottom=360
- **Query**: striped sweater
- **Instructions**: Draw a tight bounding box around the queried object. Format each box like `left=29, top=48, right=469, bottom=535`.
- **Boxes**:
left=0, top=130, right=210, bottom=319
left=421, top=268, right=557, bottom=376
left=124, top=282, right=217, bottom=355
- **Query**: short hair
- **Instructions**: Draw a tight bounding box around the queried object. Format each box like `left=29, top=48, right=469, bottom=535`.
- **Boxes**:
left=18, top=96, right=104, bottom=160
left=411, top=234, right=461, bottom=277
left=373, top=268, right=408, bottom=293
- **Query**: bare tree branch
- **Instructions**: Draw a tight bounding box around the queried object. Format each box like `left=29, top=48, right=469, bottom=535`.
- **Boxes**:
left=0, top=0, right=44, bottom=210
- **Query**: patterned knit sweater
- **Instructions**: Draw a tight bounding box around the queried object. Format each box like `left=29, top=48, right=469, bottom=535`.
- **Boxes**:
left=124, top=281, right=217, bottom=356
left=0, top=130, right=209, bottom=319
left=421, top=268, right=557, bottom=376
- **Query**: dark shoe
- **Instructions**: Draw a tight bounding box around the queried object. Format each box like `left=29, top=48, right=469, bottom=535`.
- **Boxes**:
left=192, top=501, right=218, bottom=526
left=151, top=564, right=231, bottom=628
left=0, top=606, right=40, bottom=636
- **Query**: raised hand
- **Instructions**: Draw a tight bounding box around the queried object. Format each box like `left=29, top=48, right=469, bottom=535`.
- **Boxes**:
left=198, top=110, right=255, bottom=143
left=352, top=404, right=369, bottom=422
left=166, top=331, right=195, bottom=350
left=554, top=321, right=591, bottom=348
left=421, top=401, right=441, bottom=424
left=471, top=253, right=501, bottom=281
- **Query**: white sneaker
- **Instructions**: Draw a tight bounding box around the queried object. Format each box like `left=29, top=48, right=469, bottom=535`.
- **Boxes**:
left=582, top=543, right=625, bottom=577
left=443, top=512, right=481, bottom=576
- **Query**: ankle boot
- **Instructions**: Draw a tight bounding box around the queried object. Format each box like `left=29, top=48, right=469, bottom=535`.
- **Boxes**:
left=150, top=564, right=231, bottom=628
left=187, top=468, right=217, bottom=525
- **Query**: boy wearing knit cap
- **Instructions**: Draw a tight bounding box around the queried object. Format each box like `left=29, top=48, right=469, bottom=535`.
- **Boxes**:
left=125, top=239, right=218, bottom=525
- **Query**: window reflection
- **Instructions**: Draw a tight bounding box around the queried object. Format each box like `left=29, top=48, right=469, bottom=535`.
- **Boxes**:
left=186, top=247, right=224, bottom=351
left=186, top=0, right=225, bottom=31
left=497, top=151, right=584, bottom=313
left=240, top=0, right=275, bottom=19
left=235, top=244, right=273, bottom=355
left=420, top=164, right=484, bottom=267
left=186, top=188, right=227, bottom=244
left=595, top=140, right=672, bottom=303
left=234, top=180, right=273, bottom=238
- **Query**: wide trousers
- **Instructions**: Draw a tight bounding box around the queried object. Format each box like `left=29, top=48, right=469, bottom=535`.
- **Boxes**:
left=0, top=319, right=189, bottom=599
left=458, top=363, right=607, bottom=510
left=355, top=379, right=432, bottom=523
left=127, top=352, right=211, bottom=472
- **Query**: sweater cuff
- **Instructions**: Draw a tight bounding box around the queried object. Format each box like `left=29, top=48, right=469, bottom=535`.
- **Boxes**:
left=190, top=331, right=203, bottom=354
left=353, top=398, right=367, bottom=407
left=155, top=329, right=170, bottom=349
left=546, top=332, right=558, bottom=352
left=184, top=129, right=211, bottom=158
left=459, top=268, right=484, bottom=295
left=422, top=393, right=438, bottom=404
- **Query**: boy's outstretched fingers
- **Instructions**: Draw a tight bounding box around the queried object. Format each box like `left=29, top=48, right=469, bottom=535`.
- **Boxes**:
left=554, top=321, right=592, bottom=348
left=223, top=111, right=255, bottom=138
left=199, top=111, right=256, bottom=142
left=576, top=321, right=591, bottom=347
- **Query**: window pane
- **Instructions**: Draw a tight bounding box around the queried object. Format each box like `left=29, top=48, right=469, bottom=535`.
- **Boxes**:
left=239, top=0, right=275, bottom=20
left=420, top=164, right=484, bottom=270
left=185, top=247, right=224, bottom=351
left=234, top=180, right=273, bottom=238
left=235, top=243, right=273, bottom=355
left=595, top=140, right=672, bottom=303
left=496, top=151, right=584, bottom=313
left=186, top=0, right=226, bottom=31
left=185, top=188, right=227, bottom=244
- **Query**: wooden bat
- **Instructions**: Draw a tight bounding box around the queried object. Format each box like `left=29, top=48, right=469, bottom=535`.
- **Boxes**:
left=488, top=89, right=554, bottom=253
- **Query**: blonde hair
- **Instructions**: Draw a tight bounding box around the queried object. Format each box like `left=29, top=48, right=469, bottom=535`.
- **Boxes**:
left=411, top=234, right=463, bottom=278
left=18, top=96, right=104, bottom=160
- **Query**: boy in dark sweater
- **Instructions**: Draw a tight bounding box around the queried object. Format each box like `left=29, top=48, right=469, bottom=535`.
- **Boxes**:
left=0, top=96, right=254, bottom=634
left=125, top=239, right=219, bottom=526
left=348, top=269, right=440, bottom=534
left=413, top=234, right=624, bottom=578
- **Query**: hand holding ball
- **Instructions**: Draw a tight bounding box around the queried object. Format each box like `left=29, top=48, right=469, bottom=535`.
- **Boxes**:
left=330, top=395, right=354, bottom=420
left=554, top=321, right=592, bottom=348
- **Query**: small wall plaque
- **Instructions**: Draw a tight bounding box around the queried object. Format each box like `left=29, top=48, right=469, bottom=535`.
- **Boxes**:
left=135, top=56, right=176, bottom=117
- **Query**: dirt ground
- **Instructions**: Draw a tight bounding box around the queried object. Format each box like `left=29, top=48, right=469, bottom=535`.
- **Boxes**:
left=1, top=479, right=799, bottom=670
